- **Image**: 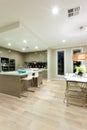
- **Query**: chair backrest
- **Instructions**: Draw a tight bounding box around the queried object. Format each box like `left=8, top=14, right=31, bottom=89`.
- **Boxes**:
left=32, top=71, right=39, bottom=78
left=68, top=82, right=81, bottom=91
left=27, top=72, right=33, bottom=78
left=35, top=72, right=39, bottom=77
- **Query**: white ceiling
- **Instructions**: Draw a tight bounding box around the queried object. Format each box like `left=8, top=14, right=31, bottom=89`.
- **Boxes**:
left=0, top=0, right=87, bottom=52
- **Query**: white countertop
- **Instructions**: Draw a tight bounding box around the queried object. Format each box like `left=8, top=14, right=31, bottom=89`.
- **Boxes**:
left=0, top=71, right=28, bottom=76
left=65, top=73, right=87, bottom=83
left=0, top=68, right=46, bottom=76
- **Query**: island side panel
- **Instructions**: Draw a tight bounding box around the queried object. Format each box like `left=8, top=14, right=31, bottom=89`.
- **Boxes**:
left=0, top=74, right=27, bottom=97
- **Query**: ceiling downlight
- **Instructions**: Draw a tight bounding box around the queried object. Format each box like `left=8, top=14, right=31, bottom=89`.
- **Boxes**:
left=52, top=7, right=59, bottom=15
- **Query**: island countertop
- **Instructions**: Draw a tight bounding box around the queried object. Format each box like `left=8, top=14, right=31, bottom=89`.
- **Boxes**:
left=0, top=71, right=29, bottom=76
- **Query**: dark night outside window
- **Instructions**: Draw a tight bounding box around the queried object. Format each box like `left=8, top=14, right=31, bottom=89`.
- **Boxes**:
left=57, top=51, right=64, bottom=75
left=73, top=49, right=82, bottom=73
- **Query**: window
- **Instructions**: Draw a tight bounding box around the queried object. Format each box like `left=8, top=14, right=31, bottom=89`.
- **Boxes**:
left=72, top=48, right=82, bottom=73
left=57, top=51, right=65, bottom=75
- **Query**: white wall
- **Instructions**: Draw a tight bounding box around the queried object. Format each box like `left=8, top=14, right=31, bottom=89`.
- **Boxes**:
left=47, top=45, right=87, bottom=80
left=0, top=47, right=24, bottom=70
left=47, top=49, right=56, bottom=80
left=24, top=51, right=47, bottom=62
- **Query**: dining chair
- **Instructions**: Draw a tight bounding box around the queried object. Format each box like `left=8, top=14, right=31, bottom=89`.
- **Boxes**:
left=65, top=81, right=86, bottom=106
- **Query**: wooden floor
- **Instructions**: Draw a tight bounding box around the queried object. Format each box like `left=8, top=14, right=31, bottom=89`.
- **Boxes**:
left=0, top=79, right=87, bottom=130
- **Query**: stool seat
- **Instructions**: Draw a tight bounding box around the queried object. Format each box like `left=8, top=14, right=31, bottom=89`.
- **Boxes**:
left=22, top=76, right=32, bottom=80
left=32, top=72, right=39, bottom=78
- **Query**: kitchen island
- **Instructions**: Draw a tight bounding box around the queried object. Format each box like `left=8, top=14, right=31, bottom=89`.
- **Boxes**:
left=0, top=71, right=28, bottom=97
left=0, top=69, right=44, bottom=97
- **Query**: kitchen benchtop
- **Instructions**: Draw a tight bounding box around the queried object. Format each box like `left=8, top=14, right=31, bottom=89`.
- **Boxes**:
left=0, top=71, right=28, bottom=76
left=64, top=73, right=87, bottom=82
left=0, top=69, right=46, bottom=76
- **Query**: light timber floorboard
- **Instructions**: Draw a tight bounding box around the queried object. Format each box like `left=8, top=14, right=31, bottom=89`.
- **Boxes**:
left=0, top=79, right=87, bottom=130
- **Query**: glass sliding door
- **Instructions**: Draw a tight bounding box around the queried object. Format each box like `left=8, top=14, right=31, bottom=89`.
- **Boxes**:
left=57, top=51, right=65, bottom=75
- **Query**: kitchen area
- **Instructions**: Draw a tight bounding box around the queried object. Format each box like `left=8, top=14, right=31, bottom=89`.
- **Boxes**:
left=0, top=47, right=47, bottom=97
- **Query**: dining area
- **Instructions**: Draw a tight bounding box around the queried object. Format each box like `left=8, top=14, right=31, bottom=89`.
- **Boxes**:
left=64, top=52, right=87, bottom=107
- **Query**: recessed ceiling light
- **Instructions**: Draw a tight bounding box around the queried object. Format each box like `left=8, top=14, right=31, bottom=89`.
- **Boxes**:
left=22, top=48, right=25, bottom=51
left=62, top=40, right=66, bottom=43
left=52, top=7, right=59, bottom=15
left=35, top=46, right=38, bottom=49
left=23, top=40, right=27, bottom=43
left=8, top=43, right=11, bottom=46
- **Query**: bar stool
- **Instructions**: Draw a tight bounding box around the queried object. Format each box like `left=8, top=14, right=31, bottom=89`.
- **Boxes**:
left=32, top=71, right=39, bottom=87
left=22, top=72, right=35, bottom=92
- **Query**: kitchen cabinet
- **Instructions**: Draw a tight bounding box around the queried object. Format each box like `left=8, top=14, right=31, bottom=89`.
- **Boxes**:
left=0, top=57, right=15, bottom=71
